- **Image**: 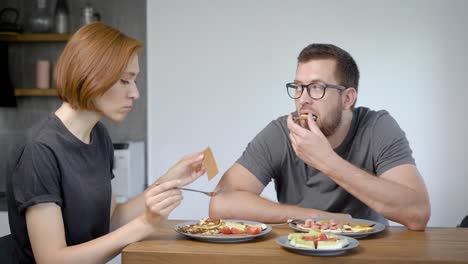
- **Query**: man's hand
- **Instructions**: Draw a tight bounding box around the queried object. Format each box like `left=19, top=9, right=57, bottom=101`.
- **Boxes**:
left=155, top=151, right=206, bottom=186
left=287, top=114, right=336, bottom=170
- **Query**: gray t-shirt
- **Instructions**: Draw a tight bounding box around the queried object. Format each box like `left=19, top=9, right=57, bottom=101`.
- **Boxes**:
left=7, top=114, right=114, bottom=264
left=237, top=107, right=415, bottom=224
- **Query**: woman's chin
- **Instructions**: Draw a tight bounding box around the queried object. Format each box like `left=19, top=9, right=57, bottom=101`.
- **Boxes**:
left=105, top=113, right=128, bottom=123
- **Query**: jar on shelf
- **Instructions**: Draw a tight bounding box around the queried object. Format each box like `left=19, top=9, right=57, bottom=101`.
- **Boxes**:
left=80, top=3, right=101, bottom=26
left=27, top=0, right=53, bottom=33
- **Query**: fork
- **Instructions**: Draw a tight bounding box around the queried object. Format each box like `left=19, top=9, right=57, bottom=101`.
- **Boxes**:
left=177, top=187, right=225, bottom=197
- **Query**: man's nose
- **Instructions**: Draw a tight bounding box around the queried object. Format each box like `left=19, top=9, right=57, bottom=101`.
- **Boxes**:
left=297, top=88, right=311, bottom=104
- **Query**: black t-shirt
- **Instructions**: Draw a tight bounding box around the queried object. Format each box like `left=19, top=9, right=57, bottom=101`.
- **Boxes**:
left=6, top=114, right=114, bottom=263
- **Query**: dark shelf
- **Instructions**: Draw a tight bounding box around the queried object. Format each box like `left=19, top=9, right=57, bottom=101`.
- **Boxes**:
left=0, top=32, right=71, bottom=42
left=14, top=88, right=58, bottom=97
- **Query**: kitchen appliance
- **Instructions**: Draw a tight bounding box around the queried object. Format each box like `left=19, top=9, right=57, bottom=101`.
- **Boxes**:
left=112, top=141, right=145, bottom=203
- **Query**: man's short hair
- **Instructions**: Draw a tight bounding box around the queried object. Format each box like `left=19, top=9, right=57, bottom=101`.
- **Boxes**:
left=297, top=43, right=360, bottom=92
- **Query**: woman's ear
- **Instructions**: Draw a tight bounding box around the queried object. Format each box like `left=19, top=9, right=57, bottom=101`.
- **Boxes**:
left=342, top=87, right=357, bottom=110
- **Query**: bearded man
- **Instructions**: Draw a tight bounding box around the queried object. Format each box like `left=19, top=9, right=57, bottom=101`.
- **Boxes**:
left=209, top=43, right=430, bottom=231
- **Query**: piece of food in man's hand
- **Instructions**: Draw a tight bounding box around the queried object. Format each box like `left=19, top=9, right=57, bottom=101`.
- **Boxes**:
left=293, top=114, right=309, bottom=121
left=293, top=114, right=318, bottom=122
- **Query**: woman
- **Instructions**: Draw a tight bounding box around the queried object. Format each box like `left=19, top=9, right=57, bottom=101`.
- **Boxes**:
left=6, top=22, right=206, bottom=264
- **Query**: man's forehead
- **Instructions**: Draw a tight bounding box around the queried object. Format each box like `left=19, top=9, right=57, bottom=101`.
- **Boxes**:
left=297, top=58, right=336, bottom=69
left=295, top=59, right=337, bottom=82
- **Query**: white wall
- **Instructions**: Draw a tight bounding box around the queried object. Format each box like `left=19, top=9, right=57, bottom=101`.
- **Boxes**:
left=147, top=0, right=468, bottom=227
left=0, top=212, right=9, bottom=236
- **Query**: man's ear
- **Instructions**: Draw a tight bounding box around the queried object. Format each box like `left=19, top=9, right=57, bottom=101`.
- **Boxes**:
left=342, top=87, right=357, bottom=110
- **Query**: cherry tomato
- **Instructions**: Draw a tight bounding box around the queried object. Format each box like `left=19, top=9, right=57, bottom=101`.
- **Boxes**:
left=246, top=226, right=262, bottom=235
left=231, top=228, right=245, bottom=234
left=319, top=232, right=328, bottom=241
left=221, top=227, right=232, bottom=234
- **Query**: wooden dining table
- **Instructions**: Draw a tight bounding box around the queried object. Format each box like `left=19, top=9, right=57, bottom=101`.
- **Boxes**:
left=122, top=220, right=468, bottom=264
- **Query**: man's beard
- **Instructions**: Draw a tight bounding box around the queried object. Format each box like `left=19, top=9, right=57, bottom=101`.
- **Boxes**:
left=319, top=101, right=343, bottom=137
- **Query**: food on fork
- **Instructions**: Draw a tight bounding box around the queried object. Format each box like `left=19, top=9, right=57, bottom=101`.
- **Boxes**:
left=203, top=147, right=219, bottom=180
left=177, top=218, right=267, bottom=235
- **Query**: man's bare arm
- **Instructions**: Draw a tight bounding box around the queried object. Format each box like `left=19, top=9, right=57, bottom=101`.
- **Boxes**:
left=209, top=163, right=350, bottom=223
left=321, top=156, right=430, bottom=230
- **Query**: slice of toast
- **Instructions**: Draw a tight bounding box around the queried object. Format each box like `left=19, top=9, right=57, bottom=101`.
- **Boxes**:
left=203, top=147, right=218, bottom=180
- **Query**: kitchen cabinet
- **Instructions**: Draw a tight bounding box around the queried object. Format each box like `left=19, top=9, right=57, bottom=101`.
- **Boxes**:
left=0, top=32, right=70, bottom=96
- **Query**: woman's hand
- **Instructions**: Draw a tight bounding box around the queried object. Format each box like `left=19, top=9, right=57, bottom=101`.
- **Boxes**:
left=155, top=151, right=206, bottom=186
left=141, top=179, right=183, bottom=228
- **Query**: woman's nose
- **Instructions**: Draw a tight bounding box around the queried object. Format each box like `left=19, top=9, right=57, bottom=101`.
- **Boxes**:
left=129, top=83, right=140, bottom=100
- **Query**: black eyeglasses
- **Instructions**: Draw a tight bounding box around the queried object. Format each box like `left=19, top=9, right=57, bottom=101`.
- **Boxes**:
left=286, top=82, right=346, bottom=99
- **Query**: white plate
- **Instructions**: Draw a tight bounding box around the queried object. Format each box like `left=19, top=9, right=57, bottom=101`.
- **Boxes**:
left=175, top=220, right=272, bottom=243
left=276, top=234, right=359, bottom=256
left=289, top=217, right=386, bottom=239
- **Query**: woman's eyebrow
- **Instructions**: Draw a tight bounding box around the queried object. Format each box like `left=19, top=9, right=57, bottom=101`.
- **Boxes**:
left=121, top=72, right=138, bottom=78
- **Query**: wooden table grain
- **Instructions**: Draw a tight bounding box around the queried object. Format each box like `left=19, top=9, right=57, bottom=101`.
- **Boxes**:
left=122, top=220, right=468, bottom=264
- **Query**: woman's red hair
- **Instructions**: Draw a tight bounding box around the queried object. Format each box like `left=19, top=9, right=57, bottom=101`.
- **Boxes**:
left=55, top=22, right=142, bottom=110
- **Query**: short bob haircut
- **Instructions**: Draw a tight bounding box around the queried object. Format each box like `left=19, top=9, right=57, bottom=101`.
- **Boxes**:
left=55, top=22, right=142, bottom=110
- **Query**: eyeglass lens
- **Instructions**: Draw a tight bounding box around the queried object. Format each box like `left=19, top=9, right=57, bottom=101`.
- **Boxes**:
left=287, top=83, right=324, bottom=99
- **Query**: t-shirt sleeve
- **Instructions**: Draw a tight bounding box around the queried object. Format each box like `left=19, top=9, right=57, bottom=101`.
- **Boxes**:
left=11, top=142, right=63, bottom=214
left=372, top=112, right=415, bottom=176
left=237, top=120, right=286, bottom=186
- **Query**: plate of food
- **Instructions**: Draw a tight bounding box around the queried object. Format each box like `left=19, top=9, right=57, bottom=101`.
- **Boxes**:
left=175, top=218, right=272, bottom=243
left=276, top=231, right=359, bottom=256
left=288, top=217, right=385, bottom=239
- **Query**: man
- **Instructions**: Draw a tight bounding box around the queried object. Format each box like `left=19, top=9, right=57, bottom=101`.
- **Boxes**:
left=209, top=43, right=430, bottom=230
